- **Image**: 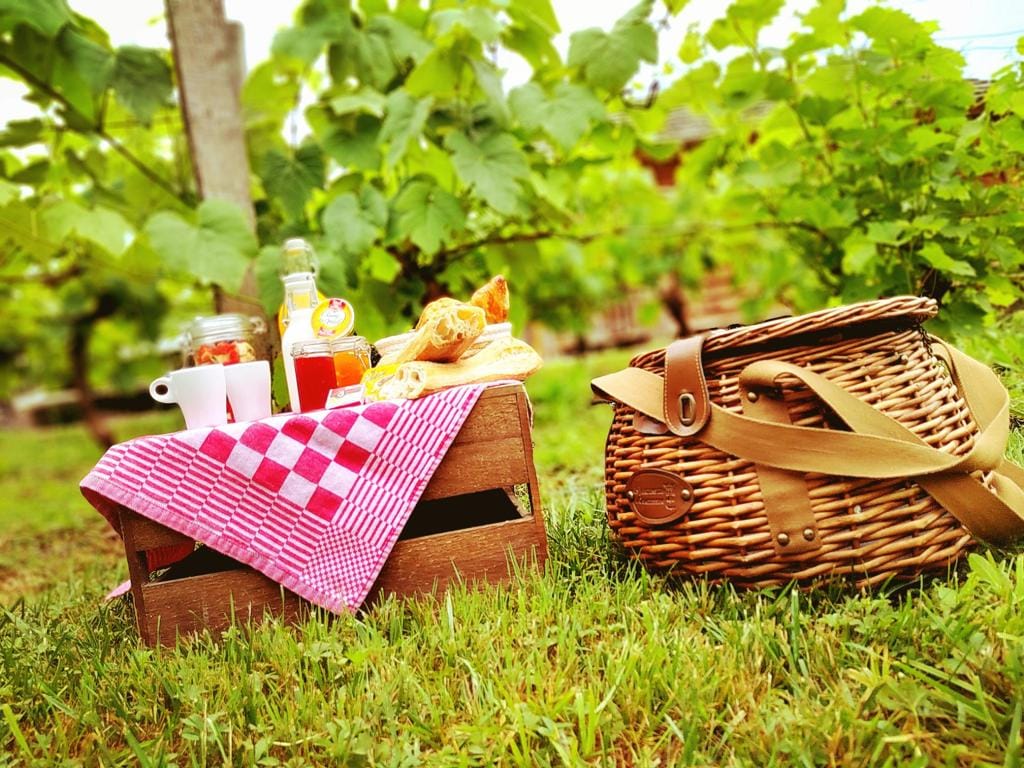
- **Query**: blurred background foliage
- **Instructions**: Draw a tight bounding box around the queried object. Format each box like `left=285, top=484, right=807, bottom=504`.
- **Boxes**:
left=2, top=0, right=1024, bottom=420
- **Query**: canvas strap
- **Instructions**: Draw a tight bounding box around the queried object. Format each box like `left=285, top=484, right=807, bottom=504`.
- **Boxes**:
left=591, top=338, right=1024, bottom=546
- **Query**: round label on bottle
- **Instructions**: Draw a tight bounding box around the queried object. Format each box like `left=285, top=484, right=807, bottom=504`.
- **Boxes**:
left=278, top=289, right=326, bottom=337
left=311, top=298, right=355, bottom=339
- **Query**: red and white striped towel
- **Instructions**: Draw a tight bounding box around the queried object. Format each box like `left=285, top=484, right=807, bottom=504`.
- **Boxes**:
left=81, top=385, right=484, bottom=613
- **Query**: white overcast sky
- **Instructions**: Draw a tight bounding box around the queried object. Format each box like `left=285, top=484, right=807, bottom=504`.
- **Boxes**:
left=1, top=0, right=1023, bottom=123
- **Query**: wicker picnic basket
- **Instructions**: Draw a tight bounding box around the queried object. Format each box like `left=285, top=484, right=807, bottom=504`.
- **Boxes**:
left=591, top=296, right=1024, bottom=588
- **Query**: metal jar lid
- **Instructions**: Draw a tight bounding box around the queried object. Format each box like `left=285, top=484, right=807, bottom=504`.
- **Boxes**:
left=291, top=339, right=333, bottom=358
left=187, top=313, right=267, bottom=345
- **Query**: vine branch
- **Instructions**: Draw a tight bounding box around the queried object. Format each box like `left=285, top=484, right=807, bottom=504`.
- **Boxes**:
left=0, top=52, right=190, bottom=205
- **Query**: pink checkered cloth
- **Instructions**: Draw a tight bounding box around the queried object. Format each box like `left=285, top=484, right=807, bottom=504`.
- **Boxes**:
left=80, top=385, right=485, bottom=613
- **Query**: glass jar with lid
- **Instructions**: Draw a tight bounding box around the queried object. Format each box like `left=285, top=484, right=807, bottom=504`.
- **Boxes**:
left=330, top=336, right=371, bottom=387
left=184, top=313, right=268, bottom=367
left=292, top=339, right=336, bottom=412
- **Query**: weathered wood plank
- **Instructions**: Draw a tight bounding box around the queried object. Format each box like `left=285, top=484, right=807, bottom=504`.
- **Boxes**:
left=368, top=516, right=547, bottom=602
left=446, top=392, right=522, bottom=445
left=140, top=569, right=307, bottom=646
left=421, top=437, right=529, bottom=500
left=124, top=513, right=193, bottom=552
left=119, top=507, right=155, bottom=644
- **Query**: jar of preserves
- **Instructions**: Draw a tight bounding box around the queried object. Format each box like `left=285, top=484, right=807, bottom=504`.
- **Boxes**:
left=184, top=314, right=267, bottom=367
left=292, top=339, right=336, bottom=412
left=330, top=336, right=371, bottom=388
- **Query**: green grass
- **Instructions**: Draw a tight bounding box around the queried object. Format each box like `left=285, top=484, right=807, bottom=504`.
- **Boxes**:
left=1, top=353, right=1023, bottom=766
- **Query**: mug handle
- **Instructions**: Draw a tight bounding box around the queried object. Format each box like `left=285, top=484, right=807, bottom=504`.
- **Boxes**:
left=149, top=376, right=176, bottom=404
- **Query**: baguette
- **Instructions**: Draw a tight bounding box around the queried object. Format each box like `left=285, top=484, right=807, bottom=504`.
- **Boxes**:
left=367, top=337, right=542, bottom=400
left=389, top=302, right=486, bottom=364
left=414, top=297, right=463, bottom=330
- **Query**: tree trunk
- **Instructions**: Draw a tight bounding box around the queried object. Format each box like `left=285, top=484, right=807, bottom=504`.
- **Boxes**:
left=660, top=272, right=691, bottom=338
left=70, top=317, right=114, bottom=450
left=69, top=292, right=120, bottom=450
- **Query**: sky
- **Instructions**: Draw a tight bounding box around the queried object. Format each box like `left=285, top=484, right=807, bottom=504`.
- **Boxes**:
left=1, top=0, right=1023, bottom=123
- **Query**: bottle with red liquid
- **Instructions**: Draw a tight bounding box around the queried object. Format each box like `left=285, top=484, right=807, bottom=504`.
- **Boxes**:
left=291, top=339, right=335, bottom=412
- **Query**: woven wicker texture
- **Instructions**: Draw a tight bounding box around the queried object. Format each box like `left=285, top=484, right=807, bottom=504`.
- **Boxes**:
left=604, top=296, right=981, bottom=587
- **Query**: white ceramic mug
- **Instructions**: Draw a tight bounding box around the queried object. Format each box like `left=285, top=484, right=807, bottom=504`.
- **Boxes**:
left=224, top=361, right=272, bottom=423
left=149, top=365, right=228, bottom=429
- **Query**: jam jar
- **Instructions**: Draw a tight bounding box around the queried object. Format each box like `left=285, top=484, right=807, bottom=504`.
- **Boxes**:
left=184, top=314, right=268, bottom=367
left=330, top=336, right=371, bottom=387
left=292, top=339, right=336, bottom=412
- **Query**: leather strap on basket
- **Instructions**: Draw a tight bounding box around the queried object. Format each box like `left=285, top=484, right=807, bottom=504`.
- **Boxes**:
left=738, top=381, right=821, bottom=554
left=591, top=340, right=1024, bottom=546
left=663, top=336, right=711, bottom=437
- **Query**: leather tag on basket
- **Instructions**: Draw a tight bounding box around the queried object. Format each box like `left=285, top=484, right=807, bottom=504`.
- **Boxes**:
left=626, top=469, right=694, bottom=526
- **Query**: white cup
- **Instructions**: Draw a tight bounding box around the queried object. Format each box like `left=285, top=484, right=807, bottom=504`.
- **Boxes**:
left=224, top=361, right=272, bottom=423
left=149, top=365, right=228, bottom=429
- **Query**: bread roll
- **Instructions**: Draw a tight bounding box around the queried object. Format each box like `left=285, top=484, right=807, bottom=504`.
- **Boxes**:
left=470, top=275, right=509, bottom=324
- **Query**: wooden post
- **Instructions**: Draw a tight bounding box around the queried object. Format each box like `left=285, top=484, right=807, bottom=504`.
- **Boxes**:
left=165, top=0, right=263, bottom=316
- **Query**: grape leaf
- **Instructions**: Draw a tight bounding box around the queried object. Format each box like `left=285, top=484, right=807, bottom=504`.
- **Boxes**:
left=9, top=160, right=50, bottom=184
left=365, top=247, right=402, bottom=282
left=368, top=15, right=430, bottom=63
left=272, top=0, right=352, bottom=63
left=0, top=200, right=52, bottom=257
left=145, top=200, right=257, bottom=290
left=433, top=7, right=501, bottom=43
left=327, top=28, right=394, bottom=92
left=866, top=220, right=907, bottom=244
left=0, top=179, right=17, bottom=205
left=0, top=0, right=72, bottom=37
left=322, top=115, right=382, bottom=171
left=0, top=119, right=44, bottom=147
left=260, top=143, right=326, bottom=220
left=110, top=46, right=172, bottom=123
left=851, top=6, right=926, bottom=50
left=446, top=131, right=529, bottom=214
left=567, top=0, right=656, bottom=93
left=919, top=242, right=975, bottom=277
left=471, top=59, right=511, bottom=125
left=507, top=0, right=560, bottom=34
left=49, top=26, right=113, bottom=124
left=393, top=177, right=465, bottom=255
left=509, top=82, right=604, bottom=149
left=502, top=19, right=561, bottom=71
left=255, top=244, right=285, bottom=314
left=330, top=87, right=387, bottom=117
left=243, top=61, right=301, bottom=126
left=40, top=200, right=131, bottom=256
left=322, top=187, right=387, bottom=256
left=801, top=0, right=845, bottom=46
left=379, top=91, right=433, bottom=167
left=405, top=46, right=462, bottom=98
left=841, top=234, right=876, bottom=274
left=56, top=27, right=113, bottom=97
left=707, top=0, right=785, bottom=50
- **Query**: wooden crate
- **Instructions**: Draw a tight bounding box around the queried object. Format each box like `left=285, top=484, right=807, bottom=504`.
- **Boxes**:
left=117, top=384, right=547, bottom=646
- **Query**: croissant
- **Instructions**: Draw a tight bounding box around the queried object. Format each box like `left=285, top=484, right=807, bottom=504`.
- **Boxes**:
left=470, top=275, right=509, bottom=324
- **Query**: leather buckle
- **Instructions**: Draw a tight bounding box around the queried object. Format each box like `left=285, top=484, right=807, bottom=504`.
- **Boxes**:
left=678, top=392, right=697, bottom=427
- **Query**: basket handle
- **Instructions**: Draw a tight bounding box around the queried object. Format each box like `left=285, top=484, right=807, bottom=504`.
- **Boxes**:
left=592, top=341, right=1024, bottom=545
